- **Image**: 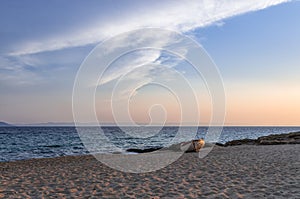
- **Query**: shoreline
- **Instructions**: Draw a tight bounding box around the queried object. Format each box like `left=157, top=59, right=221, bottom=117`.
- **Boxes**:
left=0, top=131, right=299, bottom=163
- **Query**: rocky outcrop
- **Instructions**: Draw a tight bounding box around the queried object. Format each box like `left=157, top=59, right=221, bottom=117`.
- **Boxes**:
left=223, top=132, right=300, bottom=146
left=126, top=132, right=300, bottom=153
left=223, top=138, right=257, bottom=146
left=126, top=139, right=206, bottom=153
left=257, top=132, right=300, bottom=145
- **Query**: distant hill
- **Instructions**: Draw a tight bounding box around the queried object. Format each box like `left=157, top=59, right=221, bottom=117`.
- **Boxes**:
left=24, top=122, right=76, bottom=126
left=23, top=122, right=102, bottom=126
left=0, top=121, right=13, bottom=126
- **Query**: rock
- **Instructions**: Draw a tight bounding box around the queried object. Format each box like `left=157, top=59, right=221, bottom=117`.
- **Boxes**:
left=257, top=132, right=300, bottom=145
left=126, top=147, right=163, bottom=153
left=180, top=139, right=205, bottom=153
left=126, top=139, right=206, bottom=153
left=224, top=138, right=257, bottom=146
left=215, top=143, right=225, bottom=147
left=223, top=132, right=300, bottom=146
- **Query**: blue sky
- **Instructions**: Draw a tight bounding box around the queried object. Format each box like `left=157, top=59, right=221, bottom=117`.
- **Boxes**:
left=0, top=0, right=299, bottom=125
left=198, top=2, right=300, bottom=80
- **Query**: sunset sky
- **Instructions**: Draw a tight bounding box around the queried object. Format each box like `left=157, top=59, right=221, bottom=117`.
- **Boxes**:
left=0, top=0, right=299, bottom=126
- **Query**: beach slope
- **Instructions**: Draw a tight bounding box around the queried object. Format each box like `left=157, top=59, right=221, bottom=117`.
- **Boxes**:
left=1, top=143, right=299, bottom=198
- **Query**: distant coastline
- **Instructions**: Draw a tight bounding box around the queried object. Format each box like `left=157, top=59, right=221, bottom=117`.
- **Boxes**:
left=0, top=122, right=13, bottom=127
left=1, top=121, right=300, bottom=127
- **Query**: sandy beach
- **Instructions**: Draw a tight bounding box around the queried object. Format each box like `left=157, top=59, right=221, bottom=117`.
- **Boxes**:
left=1, top=144, right=299, bottom=198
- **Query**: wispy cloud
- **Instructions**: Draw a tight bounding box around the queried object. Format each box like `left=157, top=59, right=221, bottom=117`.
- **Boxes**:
left=99, top=50, right=161, bottom=85
left=0, top=56, right=42, bottom=87
left=9, top=0, right=289, bottom=56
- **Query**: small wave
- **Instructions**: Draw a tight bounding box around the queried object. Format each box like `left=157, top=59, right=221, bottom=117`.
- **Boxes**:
left=72, top=146, right=83, bottom=150
left=44, top=145, right=61, bottom=148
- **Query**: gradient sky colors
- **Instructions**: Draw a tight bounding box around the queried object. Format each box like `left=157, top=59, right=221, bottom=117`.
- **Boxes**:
left=0, top=0, right=299, bottom=125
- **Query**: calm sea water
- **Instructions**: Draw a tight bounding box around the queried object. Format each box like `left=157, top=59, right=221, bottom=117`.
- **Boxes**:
left=0, top=126, right=299, bottom=162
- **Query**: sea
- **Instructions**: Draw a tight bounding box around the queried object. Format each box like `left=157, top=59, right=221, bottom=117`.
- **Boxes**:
left=0, top=126, right=299, bottom=162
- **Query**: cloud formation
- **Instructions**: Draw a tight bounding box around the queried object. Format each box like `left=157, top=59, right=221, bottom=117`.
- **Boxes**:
left=9, top=0, right=289, bottom=56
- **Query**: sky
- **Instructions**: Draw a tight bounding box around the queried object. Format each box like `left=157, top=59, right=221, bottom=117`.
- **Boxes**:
left=0, top=0, right=299, bottom=126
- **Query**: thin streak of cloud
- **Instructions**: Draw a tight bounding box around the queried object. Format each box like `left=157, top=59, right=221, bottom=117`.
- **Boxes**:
left=99, top=50, right=161, bottom=85
left=9, top=0, right=289, bottom=56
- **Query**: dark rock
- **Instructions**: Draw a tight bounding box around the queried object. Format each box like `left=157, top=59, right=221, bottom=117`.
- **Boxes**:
left=224, top=138, right=257, bottom=146
left=127, top=139, right=206, bottom=153
left=223, top=132, right=300, bottom=146
left=126, top=147, right=163, bottom=153
left=257, top=132, right=300, bottom=145
left=215, top=143, right=225, bottom=147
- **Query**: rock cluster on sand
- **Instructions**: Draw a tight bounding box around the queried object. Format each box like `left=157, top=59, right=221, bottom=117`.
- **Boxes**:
left=127, top=139, right=206, bottom=153
left=126, top=133, right=300, bottom=152
left=222, top=131, right=300, bottom=146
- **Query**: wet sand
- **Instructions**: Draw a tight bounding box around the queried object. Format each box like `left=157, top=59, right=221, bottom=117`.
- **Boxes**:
left=1, top=144, right=299, bottom=198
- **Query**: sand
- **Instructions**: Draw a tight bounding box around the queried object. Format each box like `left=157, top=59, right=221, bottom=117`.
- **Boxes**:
left=1, top=144, right=299, bottom=198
